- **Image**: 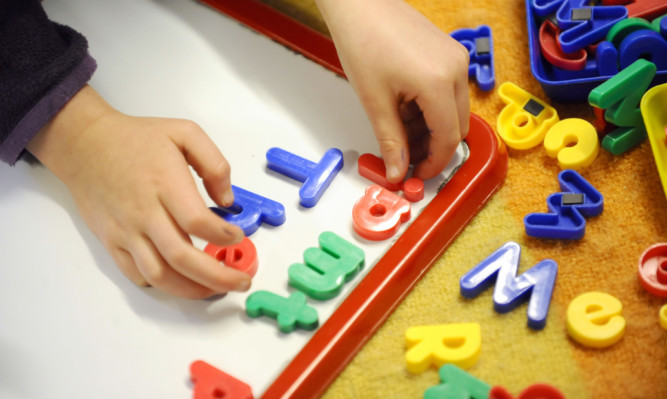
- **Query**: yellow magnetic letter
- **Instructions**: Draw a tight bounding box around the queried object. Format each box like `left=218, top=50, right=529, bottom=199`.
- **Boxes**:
left=544, top=118, right=600, bottom=170
left=566, top=292, right=625, bottom=348
left=405, top=323, right=481, bottom=374
left=497, top=82, right=559, bottom=149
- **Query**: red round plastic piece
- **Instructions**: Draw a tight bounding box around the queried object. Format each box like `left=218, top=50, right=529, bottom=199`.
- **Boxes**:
left=401, top=177, right=425, bottom=202
left=518, top=384, right=565, bottom=399
left=538, top=19, right=587, bottom=71
left=491, top=383, right=565, bottom=399
left=490, top=386, right=514, bottom=399
left=656, top=258, right=667, bottom=284
left=638, top=243, right=667, bottom=297
left=204, top=237, right=259, bottom=277
left=352, top=185, right=411, bottom=241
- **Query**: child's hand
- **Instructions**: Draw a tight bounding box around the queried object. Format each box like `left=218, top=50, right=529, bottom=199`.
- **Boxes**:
left=27, top=86, right=249, bottom=299
left=316, top=0, right=470, bottom=183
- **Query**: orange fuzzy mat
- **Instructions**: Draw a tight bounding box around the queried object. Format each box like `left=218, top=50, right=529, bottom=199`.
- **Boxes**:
left=259, top=1, right=667, bottom=398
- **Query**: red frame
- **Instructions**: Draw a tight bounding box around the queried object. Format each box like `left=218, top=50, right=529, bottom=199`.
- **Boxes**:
left=199, top=0, right=344, bottom=77
left=198, top=1, right=508, bottom=397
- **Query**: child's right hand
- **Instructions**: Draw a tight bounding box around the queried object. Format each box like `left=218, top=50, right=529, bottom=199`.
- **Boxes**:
left=316, top=0, right=471, bottom=184
left=27, top=85, right=251, bottom=299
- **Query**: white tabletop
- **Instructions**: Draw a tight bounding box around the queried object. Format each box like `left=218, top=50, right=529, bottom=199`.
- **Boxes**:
left=0, top=1, right=465, bottom=397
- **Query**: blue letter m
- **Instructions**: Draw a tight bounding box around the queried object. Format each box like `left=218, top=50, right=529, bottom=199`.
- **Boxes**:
left=459, top=241, right=558, bottom=330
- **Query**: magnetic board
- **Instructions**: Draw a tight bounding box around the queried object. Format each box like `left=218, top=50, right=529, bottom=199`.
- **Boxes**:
left=0, top=1, right=507, bottom=398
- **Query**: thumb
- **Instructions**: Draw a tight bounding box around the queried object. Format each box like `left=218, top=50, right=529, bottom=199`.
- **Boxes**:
left=364, top=95, right=410, bottom=184
left=173, top=120, right=235, bottom=207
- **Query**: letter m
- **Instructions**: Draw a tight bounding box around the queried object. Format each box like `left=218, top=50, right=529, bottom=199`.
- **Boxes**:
left=459, top=241, right=558, bottom=330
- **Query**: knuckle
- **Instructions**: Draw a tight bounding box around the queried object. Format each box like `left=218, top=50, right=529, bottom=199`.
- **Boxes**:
left=207, top=160, right=231, bottom=181
left=142, top=266, right=168, bottom=286
left=455, top=41, right=471, bottom=65
left=181, top=211, right=210, bottom=234
left=177, top=119, right=203, bottom=135
left=376, top=136, right=404, bottom=155
left=165, top=245, right=191, bottom=267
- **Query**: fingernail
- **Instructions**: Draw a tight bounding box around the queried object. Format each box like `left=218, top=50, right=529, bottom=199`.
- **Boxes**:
left=222, top=189, right=234, bottom=206
left=387, top=165, right=401, bottom=181
left=236, top=278, right=251, bottom=292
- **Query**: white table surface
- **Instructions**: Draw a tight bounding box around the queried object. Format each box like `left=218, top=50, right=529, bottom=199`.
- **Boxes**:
left=0, top=1, right=466, bottom=397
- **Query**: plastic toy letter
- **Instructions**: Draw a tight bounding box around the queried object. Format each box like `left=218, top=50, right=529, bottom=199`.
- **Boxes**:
left=640, top=83, right=667, bottom=201
left=524, top=169, right=604, bottom=240
left=450, top=25, right=495, bottom=91
left=497, top=82, right=559, bottom=150
left=352, top=185, right=411, bottom=241
left=357, top=153, right=402, bottom=191
left=288, top=231, right=365, bottom=300
left=566, top=291, right=625, bottom=348
left=245, top=290, right=319, bottom=333
left=405, top=323, right=481, bottom=373
left=204, top=237, right=259, bottom=277
left=490, top=383, right=565, bottom=399
left=266, top=147, right=344, bottom=208
left=357, top=153, right=425, bottom=202
left=544, top=118, right=600, bottom=170
left=460, top=241, right=558, bottom=330
left=589, top=58, right=656, bottom=155
left=556, top=0, right=628, bottom=53
left=424, top=364, right=491, bottom=399
left=210, top=185, right=285, bottom=236
left=638, top=243, right=667, bottom=297
left=189, top=360, right=254, bottom=399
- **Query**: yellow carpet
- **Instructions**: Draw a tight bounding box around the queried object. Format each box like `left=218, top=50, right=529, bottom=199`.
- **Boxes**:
left=261, top=1, right=667, bottom=397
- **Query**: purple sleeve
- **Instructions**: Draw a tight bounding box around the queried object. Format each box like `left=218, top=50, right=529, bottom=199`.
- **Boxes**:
left=0, top=0, right=97, bottom=165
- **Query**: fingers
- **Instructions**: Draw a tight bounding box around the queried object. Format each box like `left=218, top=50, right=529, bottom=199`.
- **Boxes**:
left=399, top=100, right=422, bottom=123
left=159, top=180, right=244, bottom=248
left=114, top=213, right=251, bottom=299
left=143, top=119, right=249, bottom=298
left=131, top=236, right=219, bottom=299
left=454, top=71, right=471, bottom=141
left=403, top=112, right=430, bottom=162
left=413, top=85, right=462, bottom=180
left=108, top=227, right=221, bottom=299
left=157, top=138, right=244, bottom=248
left=109, top=247, right=148, bottom=287
left=454, top=40, right=471, bottom=141
left=365, top=93, right=410, bottom=184
left=172, top=120, right=235, bottom=208
left=145, top=214, right=252, bottom=295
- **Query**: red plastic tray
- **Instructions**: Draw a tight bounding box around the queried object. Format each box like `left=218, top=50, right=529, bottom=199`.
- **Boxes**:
left=198, top=1, right=508, bottom=397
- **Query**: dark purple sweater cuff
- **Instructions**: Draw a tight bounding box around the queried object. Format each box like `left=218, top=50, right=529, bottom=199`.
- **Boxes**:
left=0, top=54, right=97, bottom=165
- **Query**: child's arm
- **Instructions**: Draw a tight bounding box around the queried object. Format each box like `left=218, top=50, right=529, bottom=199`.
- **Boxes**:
left=314, top=0, right=470, bottom=183
left=26, top=85, right=251, bottom=299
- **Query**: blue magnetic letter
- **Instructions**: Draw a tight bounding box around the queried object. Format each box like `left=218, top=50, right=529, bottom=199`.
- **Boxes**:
left=556, top=0, right=627, bottom=53
left=211, top=185, right=286, bottom=236
left=266, top=147, right=344, bottom=208
left=451, top=25, right=495, bottom=91
left=460, top=241, right=558, bottom=330
left=524, top=169, right=603, bottom=240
